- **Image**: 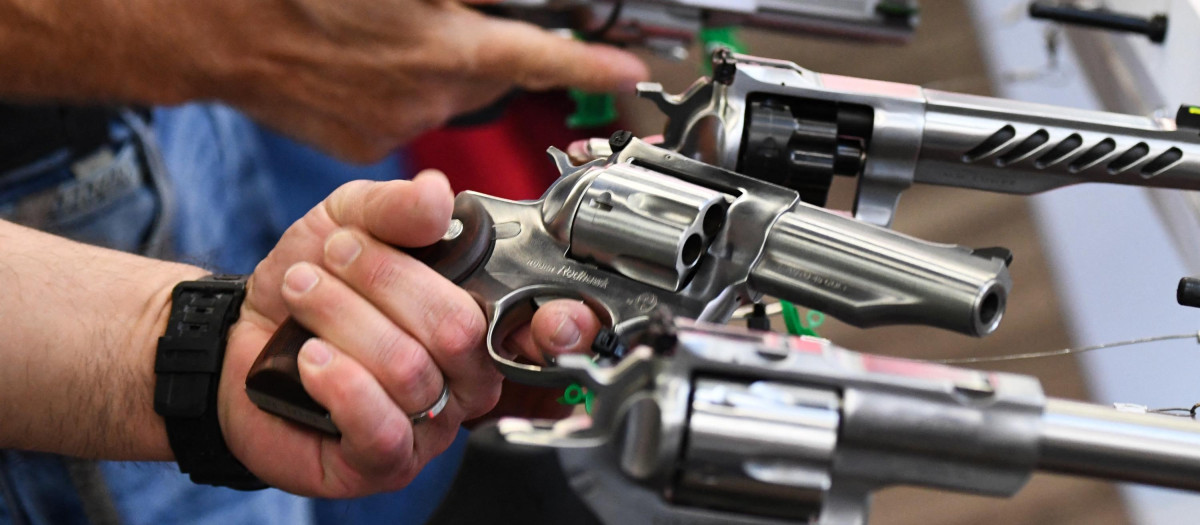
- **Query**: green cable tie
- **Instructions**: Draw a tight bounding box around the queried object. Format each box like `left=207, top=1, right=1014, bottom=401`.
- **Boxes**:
left=805, top=310, right=826, bottom=331
left=780, top=300, right=804, bottom=335
left=781, top=301, right=822, bottom=337
left=557, top=383, right=595, bottom=414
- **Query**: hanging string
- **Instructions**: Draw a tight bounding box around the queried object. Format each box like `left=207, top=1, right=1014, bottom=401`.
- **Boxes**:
left=929, top=332, right=1200, bottom=365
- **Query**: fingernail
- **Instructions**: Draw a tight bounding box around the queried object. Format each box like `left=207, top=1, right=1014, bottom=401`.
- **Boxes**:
left=550, top=313, right=581, bottom=349
left=284, top=264, right=319, bottom=294
left=618, top=79, right=642, bottom=94
left=300, top=339, right=332, bottom=367
left=325, top=230, right=362, bottom=268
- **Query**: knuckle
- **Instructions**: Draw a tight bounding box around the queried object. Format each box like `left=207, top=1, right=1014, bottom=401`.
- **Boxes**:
left=370, top=328, right=413, bottom=371
left=323, top=180, right=373, bottom=221
left=427, top=299, right=485, bottom=357
left=377, top=337, right=443, bottom=406
left=360, top=418, right=409, bottom=462
left=465, top=379, right=503, bottom=418
left=352, top=432, right=419, bottom=488
left=359, top=253, right=406, bottom=293
left=390, top=356, right=437, bottom=397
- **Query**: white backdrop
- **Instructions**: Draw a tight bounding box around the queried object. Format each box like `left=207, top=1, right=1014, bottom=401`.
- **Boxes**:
left=966, top=0, right=1200, bottom=521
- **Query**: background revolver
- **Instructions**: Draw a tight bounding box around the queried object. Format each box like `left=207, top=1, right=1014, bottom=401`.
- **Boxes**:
left=492, top=313, right=1200, bottom=525
left=485, top=0, right=920, bottom=56
left=246, top=135, right=1011, bottom=435
left=631, top=49, right=1200, bottom=226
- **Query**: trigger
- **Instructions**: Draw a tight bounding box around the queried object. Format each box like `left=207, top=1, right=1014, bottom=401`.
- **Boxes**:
left=591, top=328, right=627, bottom=361
left=532, top=294, right=577, bottom=309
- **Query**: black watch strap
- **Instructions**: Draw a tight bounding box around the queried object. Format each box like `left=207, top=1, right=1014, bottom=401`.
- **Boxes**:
left=154, top=274, right=266, bottom=490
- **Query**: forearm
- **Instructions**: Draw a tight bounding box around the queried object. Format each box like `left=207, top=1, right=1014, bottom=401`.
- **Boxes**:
left=0, top=220, right=208, bottom=460
left=0, top=0, right=235, bottom=104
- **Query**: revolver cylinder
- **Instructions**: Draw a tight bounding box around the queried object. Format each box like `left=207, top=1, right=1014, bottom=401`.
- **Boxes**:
left=676, top=379, right=839, bottom=520
left=749, top=204, right=1011, bottom=336
left=570, top=163, right=728, bottom=291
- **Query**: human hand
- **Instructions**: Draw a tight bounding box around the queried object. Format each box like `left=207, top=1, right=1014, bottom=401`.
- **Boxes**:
left=219, top=170, right=608, bottom=497
left=483, top=299, right=605, bottom=422
left=219, top=170, right=497, bottom=496
left=178, top=0, right=650, bottom=162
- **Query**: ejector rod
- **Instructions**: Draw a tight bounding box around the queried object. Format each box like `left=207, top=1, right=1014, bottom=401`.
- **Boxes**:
left=747, top=203, right=1011, bottom=337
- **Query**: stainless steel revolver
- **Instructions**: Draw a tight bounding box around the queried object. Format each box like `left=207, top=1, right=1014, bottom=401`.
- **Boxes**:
left=247, top=135, right=1010, bottom=435
left=486, top=0, right=920, bottom=55
left=492, top=313, right=1200, bottom=525
left=614, top=49, right=1200, bottom=226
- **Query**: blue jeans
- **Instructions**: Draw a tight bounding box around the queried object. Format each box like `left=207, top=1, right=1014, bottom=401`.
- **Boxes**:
left=0, top=109, right=310, bottom=525
left=0, top=109, right=168, bottom=254
left=156, top=104, right=468, bottom=525
left=0, top=104, right=465, bottom=525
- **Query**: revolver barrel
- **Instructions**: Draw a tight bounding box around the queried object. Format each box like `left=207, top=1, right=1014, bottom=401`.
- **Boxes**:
left=749, top=203, right=1011, bottom=336
left=640, top=51, right=1200, bottom=226
left=915, top=92, right=1200, bottom=195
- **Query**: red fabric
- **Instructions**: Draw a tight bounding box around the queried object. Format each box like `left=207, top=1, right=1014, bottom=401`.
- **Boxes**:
left=408, top=91, right=618, bottom=201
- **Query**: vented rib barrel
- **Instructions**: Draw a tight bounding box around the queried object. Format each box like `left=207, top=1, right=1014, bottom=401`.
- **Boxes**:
left=915, top=90, right=1200, bottom=195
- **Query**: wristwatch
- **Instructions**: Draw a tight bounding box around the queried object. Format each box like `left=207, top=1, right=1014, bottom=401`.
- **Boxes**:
left=153, top=274, right=266, bottom=490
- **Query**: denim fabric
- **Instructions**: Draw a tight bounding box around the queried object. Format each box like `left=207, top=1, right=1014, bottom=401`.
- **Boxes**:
left=0, top=108, right=312, bottom=525
left=155, top=104, right=405, bottom=273
left=0, top=103, right=466, bottom=525
left=0, top=110, right=182, bottom=525
left=0, top=109, right=168, bottom=255
left=99, top=463, right=311, bottom=525
left=153, top=104, right=289, bottom=273
left=156, top=103, right=468, bottom=525
left=0, top=453, right=93, bottom=525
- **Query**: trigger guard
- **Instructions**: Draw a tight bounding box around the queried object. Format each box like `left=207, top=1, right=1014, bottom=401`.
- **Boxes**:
left=485, top=285, right=616, bottom=387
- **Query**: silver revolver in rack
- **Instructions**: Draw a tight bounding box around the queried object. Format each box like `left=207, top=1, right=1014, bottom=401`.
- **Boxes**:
left=247, top=135, right=1010, bottom=435
left=490, top=312, right=1200, bottom=525
left=582, top=49, right=1200, bottom=226
left=486, top=0, right=920, bottom=55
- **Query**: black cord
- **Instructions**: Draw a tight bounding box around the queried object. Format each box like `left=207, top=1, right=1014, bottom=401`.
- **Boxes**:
left=582, top=0, right=625, bottom=42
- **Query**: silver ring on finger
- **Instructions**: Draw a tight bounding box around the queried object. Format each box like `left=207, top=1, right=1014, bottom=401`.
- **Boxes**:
left=408, top=383, right=450, bottom=425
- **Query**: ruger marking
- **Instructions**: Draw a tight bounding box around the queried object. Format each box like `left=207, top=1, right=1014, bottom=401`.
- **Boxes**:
left=636, top=49, right=1200, bottom=226
left=247, top=135, right=1010, bottom=435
